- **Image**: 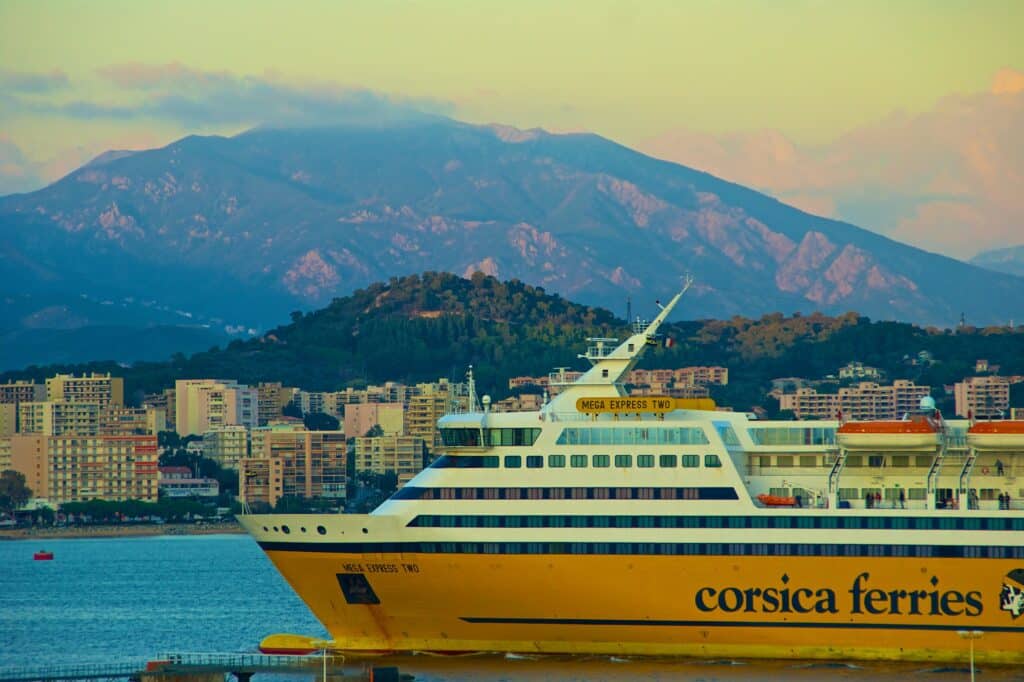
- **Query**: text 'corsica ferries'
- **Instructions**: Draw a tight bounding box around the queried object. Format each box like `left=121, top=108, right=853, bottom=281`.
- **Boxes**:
left=239, top=282, right=1024, bottom=665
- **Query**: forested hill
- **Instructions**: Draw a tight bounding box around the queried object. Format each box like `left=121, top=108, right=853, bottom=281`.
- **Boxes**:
left=2, top=272, right=1023, bottom=413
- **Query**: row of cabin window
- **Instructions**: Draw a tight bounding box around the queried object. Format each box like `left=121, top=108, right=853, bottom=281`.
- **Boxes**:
left=502, top=453, right=722, bottom=469
left=432, top=454, right=722, bottom=469
left=556, top=427, right=711, bottom=446
left=409, top=514, right=1024, bottom=531
left=319, top=541, right=1024, bottom=559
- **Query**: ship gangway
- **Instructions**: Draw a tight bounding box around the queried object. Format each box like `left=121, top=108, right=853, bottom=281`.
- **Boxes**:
left=0, top=652, right=404, bottom=682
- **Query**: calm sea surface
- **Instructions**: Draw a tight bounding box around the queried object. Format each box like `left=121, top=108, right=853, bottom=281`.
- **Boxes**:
left=0, top=534, right=1020, bottom=681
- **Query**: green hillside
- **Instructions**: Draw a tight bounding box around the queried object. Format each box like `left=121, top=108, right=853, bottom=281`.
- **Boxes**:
left=3, top=271, right=1023, bottom=414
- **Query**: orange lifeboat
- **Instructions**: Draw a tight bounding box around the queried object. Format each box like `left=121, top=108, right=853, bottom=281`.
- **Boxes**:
left=33, top=550, right=54, bottom=560
left=757, top=493, right=797, bottom=507
left=967, top=421, right=1024, bottom=451
left=836, top=415, right=942, bottom=451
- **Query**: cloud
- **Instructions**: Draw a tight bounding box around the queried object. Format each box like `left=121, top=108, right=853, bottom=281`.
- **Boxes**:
left=0, top=68, right=69, bottom=93
left=0, top=63, right=453, bottom=130
left=992, top=67, right=1024, bottom=95
left=87, top=63, right=456, bottom=127
left=638, top=69, right=1024, bottom=259
left=0, top=135, right=45, bottom=195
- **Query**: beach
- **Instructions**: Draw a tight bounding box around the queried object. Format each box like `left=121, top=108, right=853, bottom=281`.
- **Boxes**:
left=0, top=520, right=244, bottom=540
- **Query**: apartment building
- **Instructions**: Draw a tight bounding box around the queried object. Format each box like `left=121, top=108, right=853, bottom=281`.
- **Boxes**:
left=0, top=403, right=16, bottom=438
left=158, top=466, right=219, bottom=498
left=10, top=434, right=159, bottom=504
left=202, top=425, right=250, bottom=470
left=175, top=379, right=258, bottom=436
left=0, top=381, right=45, bottom=405
left=0, top=437, right=11, bottom=471
left=19, top=401, right=102, bottom=436
left=353, top=435, right=426, bottom=486
left=342, top=403, right=404, bottom=439
left=778, top=380, right=931, bottom=420
left=257, top=382, right=298, bottom=426
left=955, top=376, right=1011, bottom=418
left=98, top=406, right=166, bottom=436
left=143, top=388, right=177, bottom=432
left=838, top=362, right=882, bottom=380
left=239, top=427, right=347, bottom=508
left=493, top=394, right=543, bottom=412
left=406, top=382, right=452, bottom=452
left=46, top=373, right=123, bottom=407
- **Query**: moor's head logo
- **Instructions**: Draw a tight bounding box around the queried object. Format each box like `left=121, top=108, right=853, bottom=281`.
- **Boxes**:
left=1001, top=569, right=1024, bottom=619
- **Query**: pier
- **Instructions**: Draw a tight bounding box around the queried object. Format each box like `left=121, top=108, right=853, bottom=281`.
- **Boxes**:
left=0, top=652, right=405, bottom=682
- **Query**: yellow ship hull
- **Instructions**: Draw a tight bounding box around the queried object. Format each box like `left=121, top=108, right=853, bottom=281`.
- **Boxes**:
left=260, top=547, right=1024, bottom=665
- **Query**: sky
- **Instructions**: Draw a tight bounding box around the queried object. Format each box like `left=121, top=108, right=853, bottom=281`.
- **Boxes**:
left=1, top=0, right=1022, bottom=257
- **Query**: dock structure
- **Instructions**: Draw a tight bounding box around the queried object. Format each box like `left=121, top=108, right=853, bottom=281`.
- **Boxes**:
left=0, top=652, right=401, bottom=682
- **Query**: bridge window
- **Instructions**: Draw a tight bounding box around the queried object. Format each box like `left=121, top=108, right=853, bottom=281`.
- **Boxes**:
left=486, top=428, right=541, bottom=447
left=440, top=428, right=482, bottom=447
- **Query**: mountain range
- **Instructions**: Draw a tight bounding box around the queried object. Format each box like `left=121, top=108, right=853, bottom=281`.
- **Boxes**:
left=2, top=117, right=1024, bottom=370
left=971, top=245, right=1024, bottom=278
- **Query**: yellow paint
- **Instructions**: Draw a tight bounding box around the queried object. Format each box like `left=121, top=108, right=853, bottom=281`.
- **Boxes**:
left=576, top=397, right=716, bottom=414
left=262, top=549, right=1024, bottom=664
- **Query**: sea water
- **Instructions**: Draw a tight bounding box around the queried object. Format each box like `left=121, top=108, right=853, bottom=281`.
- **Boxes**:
left=0, top=534, right=1018, bottom=680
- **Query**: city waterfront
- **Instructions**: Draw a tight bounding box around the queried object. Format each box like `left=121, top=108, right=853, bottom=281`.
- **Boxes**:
left=2, top=534, right=1021, bottom=681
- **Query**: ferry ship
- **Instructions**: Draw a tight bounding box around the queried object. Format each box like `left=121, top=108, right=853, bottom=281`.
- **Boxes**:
left=239, top=285, right=1024, bottom=664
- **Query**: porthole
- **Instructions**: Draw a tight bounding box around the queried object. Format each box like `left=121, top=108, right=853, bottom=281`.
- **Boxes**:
left=273, top=526, right=279, bottom=532
left=362, top=527, right=369, bottom=534
left=262, top=526, right=268, bottom=531
left=317, top=526, right=327, bottom=535
left=300, top=527, right=307, bottom=533
left=282, top=525, right=290, bottom=534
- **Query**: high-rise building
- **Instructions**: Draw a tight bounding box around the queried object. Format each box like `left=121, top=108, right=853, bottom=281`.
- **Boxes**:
left=18, top=401, right=102, bottom=436
left=343, top=403, right=404, bottom=439
left=955, top=376, right=1011, bottom=418
left=203, top=425, right=250, bottom=470
left=10, top=434, right=159, bottom=504
left=0, top=403, right=16, bottom=438
left=0, top=381, right=46, bottom=405
left=98, top=406, right=166, bottom=436
left=46, top=373, right=123, bottom=407
left=240, top=428, right=347, bottom=508
left=0, top=437, right=11, bottom=471
left=405, top=381, right=452, bottom=452
left=257, top=382, right=298, bottom=426
left=778, top=381, right=931, bottom=420
left=175, top=379, right=258, bottom=436
left=353, top=435, right=426, bottom=486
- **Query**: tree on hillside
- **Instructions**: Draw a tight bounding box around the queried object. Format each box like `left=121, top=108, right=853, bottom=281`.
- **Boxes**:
left=304, top=412, right=340, bottom=431
left=0, top=470, right=33, bottom=513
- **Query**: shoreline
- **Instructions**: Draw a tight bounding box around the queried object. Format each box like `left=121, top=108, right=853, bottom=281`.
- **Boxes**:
left=0, top=521, right=245, bottom=541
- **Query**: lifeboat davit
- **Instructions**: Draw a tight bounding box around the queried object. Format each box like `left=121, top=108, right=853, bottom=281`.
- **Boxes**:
left=836, top=415, right=942, bottom=451
left=33, top=550, right=54, bottom=561
left=967, top=421, right=1024, bottom=450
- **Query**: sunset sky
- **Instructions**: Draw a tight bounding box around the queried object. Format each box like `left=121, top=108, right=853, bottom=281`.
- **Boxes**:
left=1, top=0, right=1021, bottom=256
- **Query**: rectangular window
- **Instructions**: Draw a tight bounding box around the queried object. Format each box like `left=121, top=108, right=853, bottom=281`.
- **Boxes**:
left=570, top=455, right=587, bottom=468
left=659, top=454, right=677, bottom=468
left=799, top=455, right=817, bottom=468
left=615, top=454, right=633, bottom=468
left=775, top=455, right=793, bottom=468
left=705, top=454, right=722, bottom=468
left=526, top=455, right=544, bottom=469
left=593, top=454, right=610, bottom=468
left=504, top=455, right=522, bottom=468
left=548, top=454, right=566, bottom=468
left=682, top=454, right=700, bottom=468
left=638, top=455, right=654, bottom=468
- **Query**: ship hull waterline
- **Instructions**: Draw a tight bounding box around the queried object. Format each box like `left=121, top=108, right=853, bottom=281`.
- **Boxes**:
left=258, top=546, right=1024, bottom=665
